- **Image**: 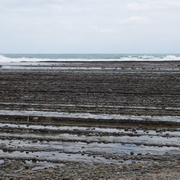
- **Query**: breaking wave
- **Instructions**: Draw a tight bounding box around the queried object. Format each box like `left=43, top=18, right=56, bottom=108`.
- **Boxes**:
left=0, top=54, right=180, bottom=62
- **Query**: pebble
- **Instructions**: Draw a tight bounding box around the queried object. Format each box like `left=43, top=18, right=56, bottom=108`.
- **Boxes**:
left=1, top=160, right=180, bottom=179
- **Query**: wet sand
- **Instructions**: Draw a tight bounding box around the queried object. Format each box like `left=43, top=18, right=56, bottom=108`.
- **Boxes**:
left=0, top=61, right=180, bottom=179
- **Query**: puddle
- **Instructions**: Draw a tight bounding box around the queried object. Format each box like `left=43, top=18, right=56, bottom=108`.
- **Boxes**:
left=0, top=150, right=119, bottom=164
left=25, top=160, right=64, bottom=170
left=1, top=118, right=180, bottom=164
left=0, top=123, right=88, bottom=131
left=0, top=110, right=180, bottom=122
left=1, top=136, right=180, bottom=158
left=1, top=131, right=180, bottom=146
left=2, top=102, right=180, bottom=111
left=0, top=123, right=131, bottom=133
left=1, top=123, right=180, bottom=138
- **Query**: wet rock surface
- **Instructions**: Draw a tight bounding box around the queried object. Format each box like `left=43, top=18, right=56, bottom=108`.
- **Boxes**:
left=0, top=61, right=180, bottom=179
left=1, top=61, right=180, bottom=110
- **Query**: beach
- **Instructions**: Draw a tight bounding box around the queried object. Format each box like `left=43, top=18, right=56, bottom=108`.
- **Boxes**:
left=0, top=60, right=180, bottom=179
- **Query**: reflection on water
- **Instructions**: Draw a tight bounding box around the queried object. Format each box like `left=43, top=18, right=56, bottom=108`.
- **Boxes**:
left=0, top=109, right=180, bottom=122
left=1, top=118, right=180, bottom=164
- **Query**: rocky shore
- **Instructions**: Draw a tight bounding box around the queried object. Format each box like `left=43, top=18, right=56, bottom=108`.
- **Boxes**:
left=0, top=61, right=180, bottom=179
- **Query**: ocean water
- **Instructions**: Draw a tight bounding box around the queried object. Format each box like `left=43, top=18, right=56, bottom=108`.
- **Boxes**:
left=0, top=54, right=180, bottom=63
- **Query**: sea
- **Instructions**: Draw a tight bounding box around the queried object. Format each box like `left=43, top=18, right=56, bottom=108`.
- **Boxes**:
left=0, top=54, right=180, bottom=63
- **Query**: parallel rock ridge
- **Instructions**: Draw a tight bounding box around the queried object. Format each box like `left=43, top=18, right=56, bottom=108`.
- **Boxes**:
left=0, top=61, right=180, bottom=179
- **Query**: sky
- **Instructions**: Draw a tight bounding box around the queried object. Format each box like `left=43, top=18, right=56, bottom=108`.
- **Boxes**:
left=0, top=0, right=180, bottom=54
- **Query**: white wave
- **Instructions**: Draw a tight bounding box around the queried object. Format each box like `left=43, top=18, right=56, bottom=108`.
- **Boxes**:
left=118, top=55, right=180, bottom=61
left=0, top=54, right=180, bottom=63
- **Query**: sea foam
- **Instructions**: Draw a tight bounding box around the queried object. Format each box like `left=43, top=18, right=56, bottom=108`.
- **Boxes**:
left=0, top=54, right=180, bottom=63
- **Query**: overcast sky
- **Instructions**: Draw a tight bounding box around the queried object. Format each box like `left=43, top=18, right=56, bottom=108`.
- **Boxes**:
left=0, top=0, right=180, bottom=54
